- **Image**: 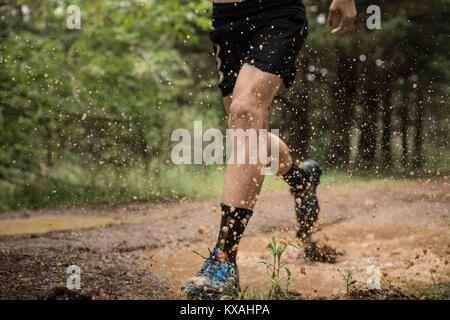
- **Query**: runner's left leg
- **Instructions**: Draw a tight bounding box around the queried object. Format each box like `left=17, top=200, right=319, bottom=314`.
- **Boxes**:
left=224, top=77, right=337, bottom=264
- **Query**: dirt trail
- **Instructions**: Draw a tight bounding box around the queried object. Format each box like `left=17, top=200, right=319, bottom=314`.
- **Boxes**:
left=0, top=177, right=448, bottom=299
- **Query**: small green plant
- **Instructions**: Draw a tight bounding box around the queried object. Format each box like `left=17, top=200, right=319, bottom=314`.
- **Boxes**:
left=337, top=268, right=359, bottom=294
left=12, top=282, right=29, bottom=290
left=259, top=236, right=298, bottom=300
left=220, top=236, right=297, bottom=300
left=381, top=276, right=392, bottom=289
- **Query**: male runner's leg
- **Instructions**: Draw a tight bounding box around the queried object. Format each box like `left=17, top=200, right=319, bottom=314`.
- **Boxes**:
left=222, top=96, right=293, bottom=177
left=185, top=64, right=282, bottom=298
left=222, top=64, right=295, bottom=209
left=223, top=68, right=337, bottom=263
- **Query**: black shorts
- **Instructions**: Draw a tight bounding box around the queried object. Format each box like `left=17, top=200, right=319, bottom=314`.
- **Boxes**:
left=210, top=0, right=308, bottom=97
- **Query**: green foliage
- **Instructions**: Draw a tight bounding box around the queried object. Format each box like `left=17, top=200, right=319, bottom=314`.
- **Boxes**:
left=220, top=283, right=267, bottom=300
left=406, top=275, right=450, bottom=300
left=337, top=268, right=359, bottom=294
left=0, top=0, right=220, bottom=211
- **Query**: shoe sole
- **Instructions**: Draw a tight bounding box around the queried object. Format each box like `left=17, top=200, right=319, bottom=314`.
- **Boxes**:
left=185, top=284, right=225, bottom=299
left=185, top=281, right=241, bottom=300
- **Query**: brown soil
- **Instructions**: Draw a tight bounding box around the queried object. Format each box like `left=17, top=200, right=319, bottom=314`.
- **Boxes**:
left=0, top=177, right=448, bottom=300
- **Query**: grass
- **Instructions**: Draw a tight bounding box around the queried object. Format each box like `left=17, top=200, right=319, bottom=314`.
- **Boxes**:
left=334, top=269, right=450, bottom=300
left=337, top=268, right=359, bottom=294
left=262, top=168, right=409, bottom=192
left=0, top=155, right=447, bottom=213
left=406, top=275, right=450, bottom=300
left=0, top=164, right=396, bottom=212
left=0, top=162, right=224, bottom=212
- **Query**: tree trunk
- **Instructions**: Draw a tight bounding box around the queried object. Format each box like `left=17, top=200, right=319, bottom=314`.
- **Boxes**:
left=326, top=51, right=357, bottom=168
left=400, top=80, right=409, bottom=167
left=380, top=85, right=392, bottom=169
left=412, top=85, right=424, bottom=168
left=287, top=58, right=309, bottom=161
left=357, top=65, right=379, bottom=170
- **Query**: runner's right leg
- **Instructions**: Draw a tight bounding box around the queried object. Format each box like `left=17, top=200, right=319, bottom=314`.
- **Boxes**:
left=186, top=64, right=282, bottom=299
left=223, top=95, right=293, bottom=177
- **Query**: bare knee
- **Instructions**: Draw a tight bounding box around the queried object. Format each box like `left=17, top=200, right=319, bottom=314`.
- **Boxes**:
left=229, top=98, right=262, bottom=128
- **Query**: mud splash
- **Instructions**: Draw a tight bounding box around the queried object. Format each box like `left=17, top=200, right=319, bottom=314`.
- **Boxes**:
left=149, top=221, right=449, bottom=298
left=0, top=177, right=448, bottom=299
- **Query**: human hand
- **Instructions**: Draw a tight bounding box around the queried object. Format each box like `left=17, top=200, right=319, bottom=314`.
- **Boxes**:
left=327, top=0, right=357, bottom=34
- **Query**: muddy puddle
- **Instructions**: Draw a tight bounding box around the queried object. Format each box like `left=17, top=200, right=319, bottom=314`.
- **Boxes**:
left=0, top=178, right=448, bottom=299
left=0, top=216, right=119, bottom=236
left=148, top=221, right=449, bottom=298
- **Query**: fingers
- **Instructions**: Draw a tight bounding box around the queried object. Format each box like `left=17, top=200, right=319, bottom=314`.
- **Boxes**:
left=327, top=9, right=337, bottom=28
left=331, top=14, right=356, bottom=34
left=327, top=0, right=357, bottom=35
left=331, top=17, right=354, bottom=34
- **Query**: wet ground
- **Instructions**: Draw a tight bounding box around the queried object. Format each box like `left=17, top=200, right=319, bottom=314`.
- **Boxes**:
left=0, top=177, right=448, bottom=299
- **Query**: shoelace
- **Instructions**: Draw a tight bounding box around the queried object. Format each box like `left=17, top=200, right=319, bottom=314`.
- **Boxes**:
left=193, top=248, right=222, bottom=279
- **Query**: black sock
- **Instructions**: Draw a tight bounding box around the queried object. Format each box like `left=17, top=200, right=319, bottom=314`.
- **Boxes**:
left=282, top=163, right=310, bottom=192
left=215, top=203, right=253, bottom=264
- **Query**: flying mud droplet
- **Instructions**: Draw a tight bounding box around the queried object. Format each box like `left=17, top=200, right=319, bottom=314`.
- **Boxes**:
left=300, top=266, right=306, bottom=275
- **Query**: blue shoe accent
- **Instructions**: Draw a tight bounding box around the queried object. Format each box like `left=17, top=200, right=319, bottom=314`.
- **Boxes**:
left=299, top=159, right=323, bottom=194
left=185, top=249, right=239, bottom=299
